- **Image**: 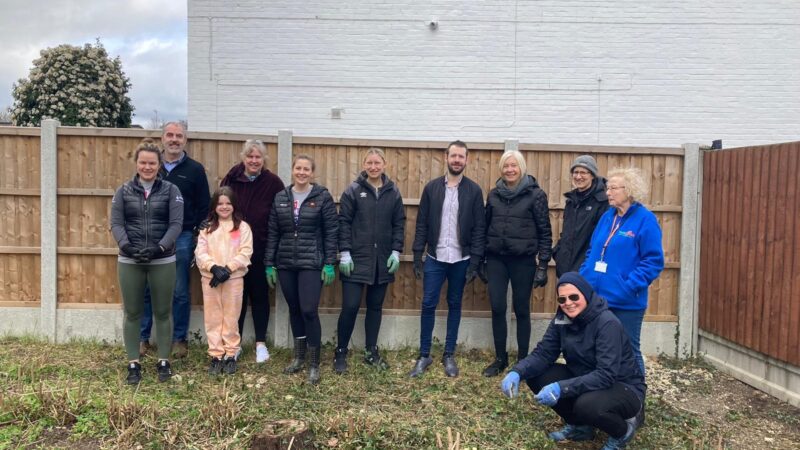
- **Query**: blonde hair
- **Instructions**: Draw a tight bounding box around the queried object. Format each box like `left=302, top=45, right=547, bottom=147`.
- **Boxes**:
left=607, top=167, right=648, bottom=202
left=363, top=147, right=386, bottom=163
left=241, top=139, right=267, bottom=159
left=498, top=150, right=527, bottom=175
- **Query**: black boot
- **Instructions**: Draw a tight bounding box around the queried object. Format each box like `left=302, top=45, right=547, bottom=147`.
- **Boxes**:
left=364, top=346, right=389, bottom=370
left=333, top=347, right=348, bottom=374
left=307, top=346, right=321, bottom=385
left=284, top=337, right=307, bottom=374
left=482, top=353, right=508, bottom=377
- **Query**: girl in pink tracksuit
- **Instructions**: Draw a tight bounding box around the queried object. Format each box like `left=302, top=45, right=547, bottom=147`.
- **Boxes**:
left=195, top=186, right=253, bottom=375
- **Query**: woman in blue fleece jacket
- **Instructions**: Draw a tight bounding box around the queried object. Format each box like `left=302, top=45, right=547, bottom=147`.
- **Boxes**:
left=579, top=167, right=664, bottom=376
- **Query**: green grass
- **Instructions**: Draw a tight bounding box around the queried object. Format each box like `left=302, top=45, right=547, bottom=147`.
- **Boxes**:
left=0, top=337, right=723, bottom=449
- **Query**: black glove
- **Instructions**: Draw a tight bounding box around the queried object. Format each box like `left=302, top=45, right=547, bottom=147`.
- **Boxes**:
left=533, top=264, right=548, bottom=288
left=465, top=261, right=480, bottom=284
left=413, top=254, right=423, bottom=280
left=121, top=243, right=138, bottom=257
left=209, top=265, right=231, bottom=288
left=194, top=219, right=210, bottom=236
left=135, top=245, right=164, bottom=263
left=477, top=260, right=489, bottom=284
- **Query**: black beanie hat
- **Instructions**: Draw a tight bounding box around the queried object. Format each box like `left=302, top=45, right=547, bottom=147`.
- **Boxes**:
left=557, top=272, right=595, bottom=303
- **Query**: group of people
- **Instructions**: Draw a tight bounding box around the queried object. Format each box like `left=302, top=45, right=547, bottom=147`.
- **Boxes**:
left=111, top=127, right=664, bottom=448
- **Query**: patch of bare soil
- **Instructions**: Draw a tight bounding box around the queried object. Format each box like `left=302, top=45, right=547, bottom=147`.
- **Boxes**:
left=24, top=426, right=101, bottom=450
left=648, top=357, right=800, bottom=449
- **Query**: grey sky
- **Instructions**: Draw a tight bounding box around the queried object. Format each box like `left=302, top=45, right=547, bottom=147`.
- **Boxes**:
left=0, top=0, right=187, bottom=126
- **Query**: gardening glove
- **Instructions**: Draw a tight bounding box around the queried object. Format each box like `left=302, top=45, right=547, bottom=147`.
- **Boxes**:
left=501, top=371, right=520, bottom=398
left=477, top=260, right=489, bottom=284
left=121, top=243, right=138, bottom=258
left=413, top=254, right=423, bottom=280
left=532, top=263, right=548, bottom=288
left=265, top=266, right=277, bottom=289
left=339, top=251, right=354, bottom=278
left=135, top=245, right=164, bottom=263
left=387, top=251, right=400, bottom=274
left=465, top=260, right=480, bottom=284
left=210, top=265, right=231, bottom=288
left=322, top=264, right=336, bottom=286
left=535, top=382, right=561, bottom=407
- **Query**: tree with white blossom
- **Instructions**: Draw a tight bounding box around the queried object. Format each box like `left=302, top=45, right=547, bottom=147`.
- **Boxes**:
left=11, top=41, right=133, bottom=127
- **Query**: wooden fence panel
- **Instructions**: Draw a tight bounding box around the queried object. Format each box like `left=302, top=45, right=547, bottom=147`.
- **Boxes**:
left=0, top=133, right=41, bottom=305
left=296, top=142, right=682, bottom=319
left=699, top=142, right=800, bottom=366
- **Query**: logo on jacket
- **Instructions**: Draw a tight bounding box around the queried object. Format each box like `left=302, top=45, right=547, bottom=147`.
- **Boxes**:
left=175, top=195, right=184, bottom=203
left=618, top=230, right=635, bottom=238
left=360, top=192, right=367, bottom=198
left=585, top=206, right=592, bottom=211
left=308, top=202, right=317, bottom=207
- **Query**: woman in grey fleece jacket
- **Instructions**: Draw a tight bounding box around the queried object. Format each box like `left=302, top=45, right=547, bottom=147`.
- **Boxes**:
left=111, top=139, right=184, bottom=385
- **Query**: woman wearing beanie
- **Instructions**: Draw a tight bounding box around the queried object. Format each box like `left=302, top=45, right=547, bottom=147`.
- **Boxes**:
left=579, top=167, right=664, bottom=376
left=553, top=155, right=610, bottom=278
left=500, top=272, right=646, bottom=450
left=482, top=150, right=552, bottom=377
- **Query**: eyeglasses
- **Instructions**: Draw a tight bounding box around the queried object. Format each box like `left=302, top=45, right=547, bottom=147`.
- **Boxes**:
left=606, top=185, right=626, bottom=192
left=556, top=294, right=582, bottom=305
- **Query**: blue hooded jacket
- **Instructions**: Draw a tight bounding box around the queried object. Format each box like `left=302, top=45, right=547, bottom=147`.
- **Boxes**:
left=511, top=273, right=646, bottom=401
left=579, top=202, right=664, bottom=311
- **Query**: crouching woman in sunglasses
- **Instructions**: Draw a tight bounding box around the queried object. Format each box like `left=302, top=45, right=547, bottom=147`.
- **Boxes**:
left=499, top=272, right=645, bottom=450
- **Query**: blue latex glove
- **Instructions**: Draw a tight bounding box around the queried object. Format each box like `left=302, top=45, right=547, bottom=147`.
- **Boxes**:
left=500, top=371, right=520, bottom=398
left=535, top=382, right=561, bottom=406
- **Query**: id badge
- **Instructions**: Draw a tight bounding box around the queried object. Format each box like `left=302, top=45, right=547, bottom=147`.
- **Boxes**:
left=594, top=261, right=608, bottom=273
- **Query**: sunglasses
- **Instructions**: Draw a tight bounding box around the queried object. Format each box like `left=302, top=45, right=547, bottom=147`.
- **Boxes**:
left=556, top=294, right=582, bottom=305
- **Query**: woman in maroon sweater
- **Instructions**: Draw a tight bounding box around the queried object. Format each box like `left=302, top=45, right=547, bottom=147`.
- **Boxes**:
left=220, top=139, right=285, bottom=363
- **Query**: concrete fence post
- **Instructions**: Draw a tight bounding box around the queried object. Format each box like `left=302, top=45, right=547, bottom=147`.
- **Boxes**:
left=678, top=143, right=702, bottom=357
left=40, top=119, right=60, bottom=342
left=273, top=129, right=294, bottom=348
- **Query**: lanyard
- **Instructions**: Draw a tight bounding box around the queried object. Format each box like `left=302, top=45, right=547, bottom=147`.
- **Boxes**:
left=600, top=214, right=624, bottom=262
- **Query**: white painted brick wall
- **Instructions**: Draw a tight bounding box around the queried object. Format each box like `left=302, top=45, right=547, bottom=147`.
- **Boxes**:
left=188, top=0, right=800, bottom=147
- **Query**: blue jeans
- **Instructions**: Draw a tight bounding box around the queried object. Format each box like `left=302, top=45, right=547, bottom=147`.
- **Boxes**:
left=141, top=230, right=194, bottom=342
left=419, top=257, right=469, bottom=356
left=610, top=307, right=646, bottom=376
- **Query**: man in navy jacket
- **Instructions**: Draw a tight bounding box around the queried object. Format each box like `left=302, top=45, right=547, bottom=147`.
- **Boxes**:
left=408, top=140, right=486, bottom=378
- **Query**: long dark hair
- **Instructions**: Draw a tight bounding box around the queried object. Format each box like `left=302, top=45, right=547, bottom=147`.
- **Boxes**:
left=206, top=186, right=243, bottom=233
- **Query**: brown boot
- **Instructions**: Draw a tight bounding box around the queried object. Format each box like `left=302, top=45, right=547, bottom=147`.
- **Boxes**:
left=172, top=341, right=189, bottom=359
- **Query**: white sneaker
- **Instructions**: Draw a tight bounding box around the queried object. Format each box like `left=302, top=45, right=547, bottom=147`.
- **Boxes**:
left=233, top=347, right=242, bottom=361
left=256, top=345, right=270, bottom=363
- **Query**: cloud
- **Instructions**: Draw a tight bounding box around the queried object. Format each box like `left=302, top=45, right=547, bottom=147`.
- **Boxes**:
left=0, top=0, right=187, bottom=125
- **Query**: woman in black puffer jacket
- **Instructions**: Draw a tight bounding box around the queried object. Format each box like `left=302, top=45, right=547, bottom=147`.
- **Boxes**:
left=482, top=150, right=552, bottom=377
left=264, top=154, right=338, bottom=384
left=111, top=139, right=184, bottom=385
left=333, top=148, right=405, bottom=374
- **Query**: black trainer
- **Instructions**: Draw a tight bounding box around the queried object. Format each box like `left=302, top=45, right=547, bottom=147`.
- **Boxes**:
left=156, top=359, right=173, bottom=382
left=223, top=356, right=237, bottom=375
left=482, top=358, right=508, bottom=377
left=364, top=346, right=389, bottom=370
left=126, top=362, right=142, bottom=385
left=208, top=357, right=223, bottom=376
left=333, top=348, right=348, bottom=374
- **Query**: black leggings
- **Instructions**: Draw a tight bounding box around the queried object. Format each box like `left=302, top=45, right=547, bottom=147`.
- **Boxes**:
left=336, top=280, right=389, bottom=350
left=238, top=260, right=270, bottom=343
left=526, top=364, right=643, bottom=438
left=278, top=269, right=322, bottom=347
left=487, top=255, right=536, bottom=359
